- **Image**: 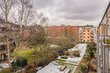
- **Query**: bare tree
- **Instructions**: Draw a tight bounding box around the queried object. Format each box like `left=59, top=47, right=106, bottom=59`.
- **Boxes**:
left=12, top=0, right=49, bottom=60
left=0, top=0, right=49, bottom=69
left=0, top=0, right=15, bottom=68
left=11, top=0, right=33, bottom=58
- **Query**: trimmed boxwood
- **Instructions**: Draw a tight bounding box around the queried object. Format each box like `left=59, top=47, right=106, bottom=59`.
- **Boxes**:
left=16, top=56, right=27, bottom=67
left=12, top=62, right=17, bottom=67
left=12, top=57, right=27, bottom=67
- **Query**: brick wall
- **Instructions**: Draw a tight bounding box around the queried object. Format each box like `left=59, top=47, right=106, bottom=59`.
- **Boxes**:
left=45, top=25, right=79, bottom=41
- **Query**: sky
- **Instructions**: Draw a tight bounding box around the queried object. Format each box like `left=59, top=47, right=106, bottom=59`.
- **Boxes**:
left=33, top=0, right=110, bottom=26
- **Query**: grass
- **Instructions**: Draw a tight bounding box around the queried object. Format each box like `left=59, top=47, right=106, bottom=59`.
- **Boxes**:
left=11, top=48, right=37, bottom=63
left=11, top=49, right=35, bottom=57
left=56, top=59, right=66, bottom=62
left=0, top=68, right=10, bottom=73
left=57, top=62, right=65, bottom=65
left=26, top=56, right=36, bottom=63
left=66, top=60, right=78, bottom=64
left=56, top=59, right=66, bottom=65
left=56, top=59, right=76, bottom=73
left=11, top=45, right=48, bottom=64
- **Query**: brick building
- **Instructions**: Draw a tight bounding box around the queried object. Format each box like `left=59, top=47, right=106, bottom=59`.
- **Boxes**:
left=45, top=25, right=79, bottom=41
left=45, top=25, right=96, bottom=43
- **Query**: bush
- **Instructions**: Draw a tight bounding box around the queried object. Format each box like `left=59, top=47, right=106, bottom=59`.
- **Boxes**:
left=12, top=62, right=17, bottom=68
left=63, top=51, right=69, bottom=56
left=53, top=51, right=59, bottom=58
left=0, top=68, right=11, bottom=73
left=58, top=48, right=64, bottom=56
left=37, top=60, right=44, bottom=67
left=68, top=51, right=74, bottom=57
left=103, top=39, right=110, bottom=47
left=74, top=51, right=80, bottom=57
left=80, top=63, right=87, bottom=73
left=16, top=56, right=27, bottom=67
left=37, top=59, right=49, bottom=67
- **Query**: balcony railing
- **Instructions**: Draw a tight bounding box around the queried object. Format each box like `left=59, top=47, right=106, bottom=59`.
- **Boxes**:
left=0, top=50, right=7, bottom=54
left=98, top=36, right=110, bottom=73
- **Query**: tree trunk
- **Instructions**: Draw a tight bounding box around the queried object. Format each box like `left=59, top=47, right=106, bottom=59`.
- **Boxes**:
left=6, top=37, right=11, bottom=68
left=87, top=61, right=90, bottom=73
left=6, top=13, right=12, bottom=69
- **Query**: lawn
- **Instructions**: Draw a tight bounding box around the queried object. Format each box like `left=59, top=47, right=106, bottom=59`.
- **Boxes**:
left=0, top=68, right=10, bottom=73
left=11, top=48, right=37, bottom=63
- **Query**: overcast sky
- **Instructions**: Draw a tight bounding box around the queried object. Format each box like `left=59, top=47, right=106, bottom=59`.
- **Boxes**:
left=33, top=0, right=110, bottom=26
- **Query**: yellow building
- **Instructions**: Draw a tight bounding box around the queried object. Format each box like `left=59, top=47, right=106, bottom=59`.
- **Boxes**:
left=80, top=25, right=94, bottom=42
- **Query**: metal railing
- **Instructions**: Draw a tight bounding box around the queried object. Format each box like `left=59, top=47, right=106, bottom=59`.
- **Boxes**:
left=97, top=36, right=110, bottom=73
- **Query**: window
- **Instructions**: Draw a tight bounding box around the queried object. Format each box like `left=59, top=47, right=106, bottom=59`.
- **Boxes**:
left=88, top=37, right=89, bottom=38
left=88, top=30, right=89, bottom=32
left=91, top=39, right=93, bottom=41
left=88, top=33, right=89, bottom=35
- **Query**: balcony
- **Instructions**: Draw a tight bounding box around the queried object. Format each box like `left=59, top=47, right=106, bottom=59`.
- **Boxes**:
left=0, top=50, right=7, bottom=54
left=97, top=36, right=110, bottom=73
left=0, top=42, right=7, bottom=45
left=0, top=33, right=4, bottom=36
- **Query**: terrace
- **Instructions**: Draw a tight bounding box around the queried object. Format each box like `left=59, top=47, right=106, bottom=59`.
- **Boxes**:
left=37, top=44, right=87, bottom=73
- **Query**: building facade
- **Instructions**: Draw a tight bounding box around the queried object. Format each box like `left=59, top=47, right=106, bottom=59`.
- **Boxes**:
left=46, top=25, right=96, bottom=43
left=79, top=25, right=94, bottom=42
left=45, top=25, right=79, bottom=41
left=0, top=18, right=18, bottom=61
left=93, top=27, right=97, bottom=43
left=97, top=2, right=110, bottom=73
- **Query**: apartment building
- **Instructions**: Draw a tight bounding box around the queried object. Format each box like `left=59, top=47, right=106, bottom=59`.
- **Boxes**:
left=0, top=18, right=18, bottom=61
left=79, top=25, right=94, bottom=42
left=0, top=23, right=7, bottom=61
left=45, top=25, right=97, bottom=43
left=45, top=25, right=79, bottom=41
left=97, top=2, right=110, bottom=73
left=93, top=27, right=97, bottom=43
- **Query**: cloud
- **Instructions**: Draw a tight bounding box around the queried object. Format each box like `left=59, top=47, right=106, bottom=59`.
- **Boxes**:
left=33, top=0, right=56, bottom=8
left=33, top=0, right=110, bottom=26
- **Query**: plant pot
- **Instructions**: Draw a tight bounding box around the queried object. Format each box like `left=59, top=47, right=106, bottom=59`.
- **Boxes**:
left=103, top=39, right=110, bottom=48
